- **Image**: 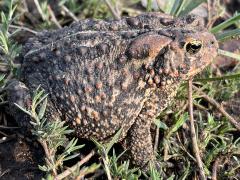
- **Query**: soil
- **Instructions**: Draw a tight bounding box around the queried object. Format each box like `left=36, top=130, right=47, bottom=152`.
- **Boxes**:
left=0, top=135, right=44, bottom=179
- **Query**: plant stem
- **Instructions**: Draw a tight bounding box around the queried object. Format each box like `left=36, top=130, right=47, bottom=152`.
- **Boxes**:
left=38, top=139, right=57, bottom=176
left=188, top=79, right=206, bottom=180
left=60, top=5, right=78, bottom=22
left=211, top=158, right=219, bottom=180
left=104, top=0, right=120, bottom=20
left=55, top=150, right=95, bottom=180
left=193, top=85, right=240, bottom=131
left=102, top=155, right=112, bottom=180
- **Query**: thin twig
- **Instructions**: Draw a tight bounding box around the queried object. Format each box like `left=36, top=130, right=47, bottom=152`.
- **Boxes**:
left=0, top=169, right=10, bottom=178
left=0, top=125, right=19, bottom=129
left=75, top=166, right=99, bottom=179
left=176, top=102, right=188, bottom=116
left=121, top=7, right=143, bottom=16
left=22, top=0, right=29, bottom=12
left=104, top=0, right=120, bottom=20
left=102, top=156, right=112, bottom=180
left=0, top=65, right=9, bottom=72
left=163, top=139, right=169, bottom=161
left=188, top=79, right=206, bottom=180
left=193, top=102, right=208, bottom=112
left=8, top=24, right=37, bottom=34
left=33, top=0, right=46, bottom=22
left=0, top=131, right=8, bottom=136
left=212, top=158, right=219, bottom=180
left=207, top=0, right=213, bottom=29
left=154, top=126, right=160, bottom=152
left=38, top=139, right=57, bottom=176
left=193, top=85, right=240, bottom=131
left=55, top=150, right=95, bottom=180
left=60, top=5, right=78, bottom=22
left=0, top=135, right=15, bottom=143
left=5, top=72, right=13, bottom=83
left=115, top=0, right=121, bottom=18
left=156, top=0, right=162, bottom=10
left=206, top=0, right=219, bottom=29
left=3, top=112, right=7, bottom=125
left=88, top=169, right=105, bottom=179
left=0, top=101, right=8, bottom=106
left=0, top=62, right=21, bottom=73
left=47, top=5, right=62, bottom=29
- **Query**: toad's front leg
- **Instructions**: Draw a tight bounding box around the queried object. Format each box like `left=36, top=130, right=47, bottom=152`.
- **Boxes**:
left=127, top=85, right=179, bottom=168
left=127, top=97, right=159, bottom=168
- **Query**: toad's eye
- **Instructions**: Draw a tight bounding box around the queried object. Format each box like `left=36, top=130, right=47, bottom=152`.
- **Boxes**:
left=184, top=40, right=202, bottom=54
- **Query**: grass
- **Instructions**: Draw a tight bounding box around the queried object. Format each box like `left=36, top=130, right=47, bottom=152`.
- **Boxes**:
left=0, top=0, right=240, bottom=179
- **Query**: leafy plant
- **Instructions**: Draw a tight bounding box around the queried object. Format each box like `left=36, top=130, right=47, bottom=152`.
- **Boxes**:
left=0, top=0, right=21, bottom=74
left=92, top=129, right=122, bottom=179
left=109, top=149, right=141, bottom=179
left=15, top=87, right=84, bottom=178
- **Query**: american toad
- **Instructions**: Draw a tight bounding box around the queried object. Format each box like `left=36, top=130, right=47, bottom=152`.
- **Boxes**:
left=6, top=13, right=218, bottom=168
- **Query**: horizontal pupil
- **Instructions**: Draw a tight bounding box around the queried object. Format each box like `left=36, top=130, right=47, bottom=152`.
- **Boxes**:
left=186, top=42, right=202, bottom=54
left=191, top=44, right=201, bottom=50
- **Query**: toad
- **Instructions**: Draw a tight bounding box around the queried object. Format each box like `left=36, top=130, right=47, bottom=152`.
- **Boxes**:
left=6, top=13, right=218, bottom=168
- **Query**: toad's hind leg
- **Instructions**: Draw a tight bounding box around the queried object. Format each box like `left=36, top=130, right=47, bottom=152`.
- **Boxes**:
left=6, top=79, right=32, bottom=129
left=6, top=80, right=60, bottom=130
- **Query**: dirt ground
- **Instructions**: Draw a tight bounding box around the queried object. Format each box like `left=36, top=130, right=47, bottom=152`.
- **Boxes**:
left=0, top=134, right=44, bottom=179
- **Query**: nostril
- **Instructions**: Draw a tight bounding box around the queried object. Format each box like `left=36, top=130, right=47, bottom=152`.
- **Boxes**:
left=210, top=41, right=215, bottom=45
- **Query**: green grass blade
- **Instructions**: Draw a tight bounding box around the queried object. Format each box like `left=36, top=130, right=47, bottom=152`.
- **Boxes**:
left=211, top=13, right=240, bottom=33
left=166, top=0, right=182, bottom=15
left=179, top=161, right=190, bottom=180
left=35, top=93, right=48, bottom=110
left=38, top=97, right=48, bottom=120
left=218, top=49, right=240, bottom=61
left=0, top=31, right=9, bottom=54
left=62, top=153, right=80, bottom=162
left=155, top=119, right=168, bottom=130
left=0, top=74, right=5, bottom=82
left=175, top=0, right=206, bottom=17
left=170, top=0, right=183, bottom=16
left=106, top=128, right=122, bottom=154
left=166, top=113, right=188, bottom=138
left=195, top=73, right=240, bottom=82
left=14, top=103, right=32, bottom=117
left=215, top=29, right=240, bottom=42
